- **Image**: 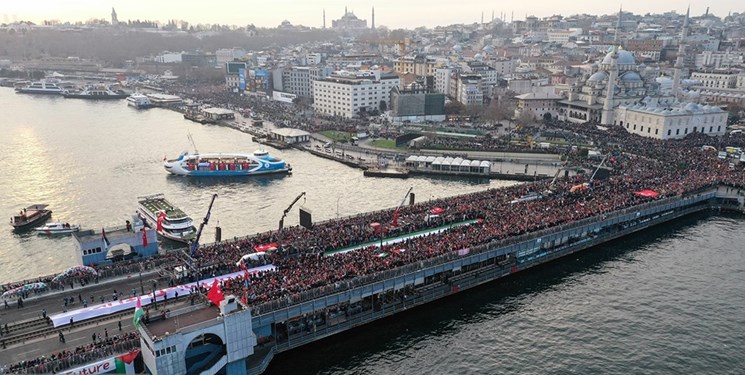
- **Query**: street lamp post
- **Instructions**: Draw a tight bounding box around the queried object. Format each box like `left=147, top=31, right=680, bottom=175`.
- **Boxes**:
left=139, top=271, right=144, bottom=295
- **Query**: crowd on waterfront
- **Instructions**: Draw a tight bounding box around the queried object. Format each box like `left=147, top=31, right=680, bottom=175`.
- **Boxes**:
left=1, top=332, right=139, bottom=374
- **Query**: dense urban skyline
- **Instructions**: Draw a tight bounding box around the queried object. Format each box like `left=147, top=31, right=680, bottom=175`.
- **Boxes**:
left=4, top=0, right=741, bottom=29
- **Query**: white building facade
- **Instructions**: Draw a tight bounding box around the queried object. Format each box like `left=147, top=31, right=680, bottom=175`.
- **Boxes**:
left=614, top=100, right=728, bottom=140
left=313, top=71, right=400, bottom=118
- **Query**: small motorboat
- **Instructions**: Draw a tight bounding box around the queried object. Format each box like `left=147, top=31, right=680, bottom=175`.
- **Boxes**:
left=10, top=204, right=52, bottom=229
left=35, top=222, right=80, bottom=235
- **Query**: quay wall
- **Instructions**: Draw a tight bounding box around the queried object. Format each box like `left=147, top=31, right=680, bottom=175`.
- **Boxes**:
left=245, top=190, right=720, bottom=374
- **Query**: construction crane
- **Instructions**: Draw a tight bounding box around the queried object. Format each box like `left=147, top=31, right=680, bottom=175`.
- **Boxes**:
left=190, top=193, right=218, bottom=256
left=279, top=192, right=306, bottom=232
left=390, top=187, right=413, bottom=227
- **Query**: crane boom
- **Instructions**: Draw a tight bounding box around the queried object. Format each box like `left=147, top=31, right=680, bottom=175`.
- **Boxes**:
left=398, top=187, right=413, bottom=209
left=589, top=153, right=610, bottom=184
left=279, top=192, right=306, bottom=231
left=190, top=193, right=218, bottom=255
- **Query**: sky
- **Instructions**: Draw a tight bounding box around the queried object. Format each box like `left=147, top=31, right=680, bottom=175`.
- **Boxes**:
left=3, top=0, right=742, bottom=29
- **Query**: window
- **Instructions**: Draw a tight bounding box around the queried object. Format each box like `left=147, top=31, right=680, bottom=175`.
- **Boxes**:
left=668, top=129, right=672, bottom=136
left=676, top=129, right=680, bottom=135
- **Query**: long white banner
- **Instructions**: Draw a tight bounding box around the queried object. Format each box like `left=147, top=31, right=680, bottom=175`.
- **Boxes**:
left=50, top=265, right=276, bottom=327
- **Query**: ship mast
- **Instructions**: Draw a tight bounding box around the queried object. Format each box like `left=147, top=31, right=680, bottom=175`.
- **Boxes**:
left=187, top=133, right=198, bottom=154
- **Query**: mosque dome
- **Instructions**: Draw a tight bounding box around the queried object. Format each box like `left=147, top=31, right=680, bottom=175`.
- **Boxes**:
left=601, top=50, right=636, bottom=66
left=588, top=71, right=608, bottom=82
left=474, top=53, right=483, bottom=61
left=482, top=45, right=495, bottom=53
left=452, top=44, right=463, bottom=52
left=620, top=71, right=642, bottom=82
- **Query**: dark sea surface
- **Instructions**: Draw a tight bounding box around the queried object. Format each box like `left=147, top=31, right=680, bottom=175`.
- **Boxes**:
left=265, top=213, right=745, bottom=375
left=0, top=88, right=513, bottom=284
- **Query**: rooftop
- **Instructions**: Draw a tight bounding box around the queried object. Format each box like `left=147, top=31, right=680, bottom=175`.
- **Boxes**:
left=145, top=306, right=222, bottom=339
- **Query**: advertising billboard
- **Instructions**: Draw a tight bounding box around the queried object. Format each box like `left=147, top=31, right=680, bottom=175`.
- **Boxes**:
left=239, top=68, right=246, bottom=92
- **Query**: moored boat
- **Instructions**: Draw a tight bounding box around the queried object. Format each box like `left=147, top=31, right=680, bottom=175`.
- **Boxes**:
left=163, top=149, right=292, bottom=177
left=126, top=93, right=153, bottom=109
left=15, top=81, right=67, bottom=95
left=137, top=194, right=197, bottom=243
left=35, top=222, right=80, bottom=235
left=10, top=204, right=52, bottom=229
left=63, top=85, right=129, bottom=99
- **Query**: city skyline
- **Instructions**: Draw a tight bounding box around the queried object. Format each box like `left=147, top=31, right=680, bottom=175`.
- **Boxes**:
left=3, top=0, right=741, bottom=29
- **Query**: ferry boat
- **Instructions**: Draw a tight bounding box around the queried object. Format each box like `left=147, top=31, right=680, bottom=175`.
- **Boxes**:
left=15, top=81, right=67, bottom=95
left=35, top=222, right=80, bottom=235
left=137, top=194, right=197, bottom=243
left=63, top=85, right=129, bottom=100
left=126, top=93, right=153, bottom=109
left=164, top=150, right=292, bottom=177
left=10, top=204, right=52, bottom=229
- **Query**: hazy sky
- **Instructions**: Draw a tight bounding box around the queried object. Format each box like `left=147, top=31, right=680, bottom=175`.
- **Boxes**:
left=3, top=1, right=742, bottom=29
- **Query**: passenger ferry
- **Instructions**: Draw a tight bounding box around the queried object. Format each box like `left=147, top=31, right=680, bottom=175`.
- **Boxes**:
left=15, top=81, right=67, bottom=95
left=126, top=93, right=153, bottom=109
left=137, top=194, right=197, bottom=243
left=164, top=150, right=292, bottom=177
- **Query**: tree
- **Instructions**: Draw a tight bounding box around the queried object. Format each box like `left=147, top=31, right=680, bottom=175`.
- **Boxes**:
left=517, top=110, right=535, bottom=128
left=481, top=99, right=514, bottom=124
left=444, top=101, right=466, bottom=115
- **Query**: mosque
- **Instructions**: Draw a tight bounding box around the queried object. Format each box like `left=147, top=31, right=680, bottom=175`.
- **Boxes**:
left=556, top=8, right=728, bottom=140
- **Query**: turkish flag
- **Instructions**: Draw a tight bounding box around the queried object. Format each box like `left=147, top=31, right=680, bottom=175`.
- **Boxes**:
left=142, top=228, right=148, bottom=247
left=207, top=279, right=225, bottom=306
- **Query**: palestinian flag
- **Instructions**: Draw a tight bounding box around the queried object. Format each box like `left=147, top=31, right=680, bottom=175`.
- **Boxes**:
left=133, top=296, right=144, bottom=329
left=115, top=350, right=140, bottom=374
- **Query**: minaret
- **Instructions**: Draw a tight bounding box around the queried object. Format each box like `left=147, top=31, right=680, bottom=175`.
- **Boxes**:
left=614, top=5, right=622, bottom=43
left=672, top=7, right=689, bottom=100
left=323, top=9, right=326, bottom=29
left=601, top=47, right=619, bottom=125
left=111, top=7, right=118, bottom=26
left=371, top=6, right=375, bottom=30
left=481, top=11, right=484, bottom=25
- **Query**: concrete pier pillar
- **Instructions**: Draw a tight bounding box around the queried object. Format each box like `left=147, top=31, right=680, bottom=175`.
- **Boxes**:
left=226, top=358, right=248, bottom=375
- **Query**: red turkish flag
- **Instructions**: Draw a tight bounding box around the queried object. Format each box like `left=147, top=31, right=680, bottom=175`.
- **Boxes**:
left=142, top=228, right=148, bottom=247
left=207, top=279, right=225, bottom=306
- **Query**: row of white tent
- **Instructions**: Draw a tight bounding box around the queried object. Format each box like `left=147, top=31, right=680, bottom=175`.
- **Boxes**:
left=405, top=155, right=491, bottom=174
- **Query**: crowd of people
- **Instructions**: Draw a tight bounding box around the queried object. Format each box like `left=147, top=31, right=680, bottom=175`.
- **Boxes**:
left=1, top=331, right=139, bottom=374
